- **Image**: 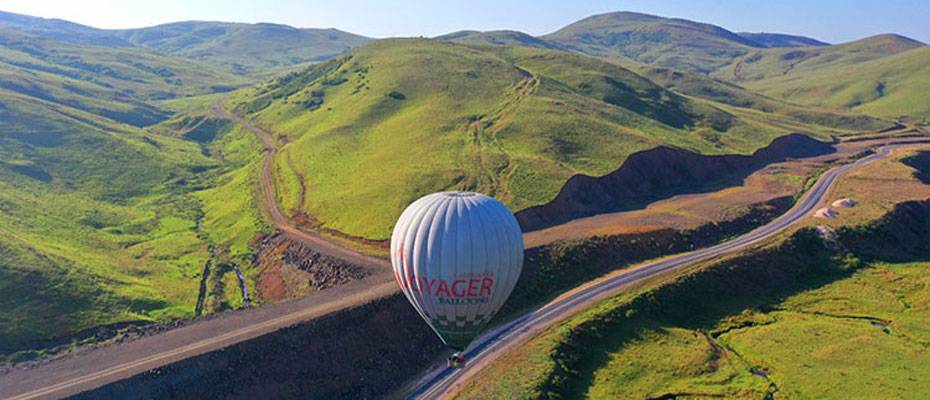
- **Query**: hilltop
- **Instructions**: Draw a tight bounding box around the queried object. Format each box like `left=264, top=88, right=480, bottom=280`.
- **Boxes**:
left=541, top=11, right=761, bottom=73
left=438, top=30, right=564, bottom=50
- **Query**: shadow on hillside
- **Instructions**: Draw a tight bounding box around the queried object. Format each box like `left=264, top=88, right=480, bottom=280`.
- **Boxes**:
left=543, top=199, right=930, bottom=398
left=516, top=134, right=835, bottom=231
left=902, top=151, right=930, bottom=184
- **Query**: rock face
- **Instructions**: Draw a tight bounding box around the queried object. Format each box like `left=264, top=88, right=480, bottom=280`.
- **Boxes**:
left=253, top=235, right=370, bottom=301
left=516, top=134, right=834, bottom=231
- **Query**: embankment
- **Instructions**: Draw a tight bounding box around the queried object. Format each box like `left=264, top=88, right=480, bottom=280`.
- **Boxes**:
left=77, top=294, right=445, bottom=400
left=516, top=134, right=834, bottom=231
left=533, top=199, right=930, bottom=399
left=253, top=234, right=372, bottom=301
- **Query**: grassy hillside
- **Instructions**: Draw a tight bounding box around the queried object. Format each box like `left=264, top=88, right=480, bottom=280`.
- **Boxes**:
left=115, top=22, right=371, bottom=75
left=457, top=204, right=930, bottom=399
left=737, top=32, right=829, bottom=48
left=0, top=28, right=248, bottom=126
left=631, top=64, right=890, bottom=132
left=0, top=10, right=371, bottom=77
left=228, top=38, right=847, bottom=240
left=542, top=11, right=761, bottom=73
left=713, top=34, right=924, bottom=83
left=0, top=28, right=269, bottom=358
left=438, top=30, right=564, bottom=50
left=738, top=46, right=930, bottom=122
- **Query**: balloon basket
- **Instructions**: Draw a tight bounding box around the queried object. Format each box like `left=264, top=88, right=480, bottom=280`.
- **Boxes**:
left=447, top=352, right=467, bottom=368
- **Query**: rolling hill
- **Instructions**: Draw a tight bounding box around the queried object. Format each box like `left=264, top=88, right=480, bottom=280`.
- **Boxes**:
left=736, top=32, right=829, bottom=48
left=114, top=22, right=371, bottom=75
left=739, top=45, right=930, bottom=122
left=227, top=38, right=867, bottom=241
left=0, top=26, right=269, bottom=358
left=0, top=10, right=371, bottom=76
left=438, top=30, right=564, bottom=50
left=713, top=33, right=924, bottom=83
left=0, top=28, right=249, bottom=125
left=541, top=11, right=762, bottom=73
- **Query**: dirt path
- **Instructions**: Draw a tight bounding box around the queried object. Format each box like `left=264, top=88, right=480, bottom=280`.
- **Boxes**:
left=209, top=101, right=388, bottom=269
left=0, top=103, right=396, bottom=400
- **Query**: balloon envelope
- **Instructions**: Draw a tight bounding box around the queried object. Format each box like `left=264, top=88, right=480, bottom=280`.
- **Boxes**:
left=391, top=191, right=524, bottom=350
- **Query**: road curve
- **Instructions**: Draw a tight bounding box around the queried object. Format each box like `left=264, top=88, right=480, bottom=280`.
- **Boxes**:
left=408, top=144, right=909, bottom=399
left=210, top=101, right=388, bottom=269
left=0, top=103, right=396, bottom=400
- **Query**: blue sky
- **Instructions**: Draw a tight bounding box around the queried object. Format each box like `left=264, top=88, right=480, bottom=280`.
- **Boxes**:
left=1, top=0, right=928, bottom=43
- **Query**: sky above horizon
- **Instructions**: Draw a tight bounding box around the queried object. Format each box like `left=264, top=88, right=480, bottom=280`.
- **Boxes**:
left=1, top=0, right=928, bottom=44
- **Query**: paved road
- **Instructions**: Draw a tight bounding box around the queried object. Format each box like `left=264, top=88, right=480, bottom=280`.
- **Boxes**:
left=408, top=144, right=912, bottom=399
left=1, top=137, right=919, bottom=400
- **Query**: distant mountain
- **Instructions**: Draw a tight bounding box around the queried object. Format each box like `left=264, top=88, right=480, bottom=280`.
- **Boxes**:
left=737, top=32, right=829, bottom=48
left=114, top=22, right=371, bottom=75
left=541, top=11, right=761, bottom=73
left=438, top=30, right=564, bottom=50
left=0, top=10, right=130, bottom=46
left=0, top=10, right=371, bottom=76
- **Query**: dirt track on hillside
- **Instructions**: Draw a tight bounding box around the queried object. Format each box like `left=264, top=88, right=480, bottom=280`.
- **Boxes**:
left=209, top=101, right=389, bottom=270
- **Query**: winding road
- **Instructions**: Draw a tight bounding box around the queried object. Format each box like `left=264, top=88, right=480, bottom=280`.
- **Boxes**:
left=0, top=103, right=395, bottom=400
left=408, top=144, right=917, bottom=399
left=0, top=130, right=921, bottom=400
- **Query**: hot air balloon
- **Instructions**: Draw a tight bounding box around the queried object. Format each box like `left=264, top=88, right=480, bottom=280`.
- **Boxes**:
left=391, top=191, right=524, bottom=365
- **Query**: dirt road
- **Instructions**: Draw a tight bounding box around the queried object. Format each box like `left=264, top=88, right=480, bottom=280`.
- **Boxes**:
left=408, top=143, right=927, bottom=399
left=0, top=103, right=396, bottom=400
left=209, top=101, right=389, bottom=269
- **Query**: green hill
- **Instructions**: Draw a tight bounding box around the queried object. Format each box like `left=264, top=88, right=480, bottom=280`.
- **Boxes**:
left=0, top=29, right=250, bottom=126
left=541, top=11, right=761, bottom=73
left=739, top=45, right=930, bottom=122
left=0, top=85, right=269, bottom=358
left=114, top=22, right=371, bottom=75
left=0, top=29, right=268, bottom=358
left=228, top=38, right=850, bottom=240
left=713, top=34, right=924, bottom=83
left=630, top=64, right=889, bottom=132
left=0, top=10, right=371, bottom=76
left=737, top=32, right=829, bottom=48
left=438, top=30, right=564, bottom=50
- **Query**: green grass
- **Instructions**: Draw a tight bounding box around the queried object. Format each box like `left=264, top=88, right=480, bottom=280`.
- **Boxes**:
left=0, top=74, right=267, bottom=357
left=738, top=46, right=930, bottom=123
left=713, top=34, right=923, bottom=84
left=541, top=11, right=759, bottom=74
left=457, top=198, right=930, bottom=399
left=229, top=38, right=837, bottom=240
left=0, top=11, right=370, bottom=78
left=114, top=21, right=371, bottom=77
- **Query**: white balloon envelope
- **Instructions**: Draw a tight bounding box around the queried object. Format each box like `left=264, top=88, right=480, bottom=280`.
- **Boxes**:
left=391, top=191, right=524, bottom=351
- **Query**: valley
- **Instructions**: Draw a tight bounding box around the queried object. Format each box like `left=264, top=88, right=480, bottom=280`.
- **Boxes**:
left=0, top=5, right=927, bottom=400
